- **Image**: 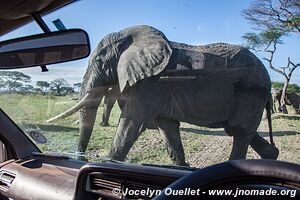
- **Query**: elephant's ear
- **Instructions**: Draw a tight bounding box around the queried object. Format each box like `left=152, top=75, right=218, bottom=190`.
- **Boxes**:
left=117, top=25, right=172, bottom=92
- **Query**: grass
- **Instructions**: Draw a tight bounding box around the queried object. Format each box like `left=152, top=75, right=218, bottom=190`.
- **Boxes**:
left=0, top=93, right=299, bottom=167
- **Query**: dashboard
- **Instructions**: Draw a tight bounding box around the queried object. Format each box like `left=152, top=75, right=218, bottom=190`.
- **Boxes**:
left=0, top=157, right=191, bottom=200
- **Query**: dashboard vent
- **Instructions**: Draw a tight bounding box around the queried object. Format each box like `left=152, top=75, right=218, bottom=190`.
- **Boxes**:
left=0, top=171, right=15, bottom=192
left=89, top=174, right=121, bottom=192
left=126, top=182, right=162, bottom=198
left=0, top=183, right=8, bottom=192
left=128, top=182, right=160, bottom=191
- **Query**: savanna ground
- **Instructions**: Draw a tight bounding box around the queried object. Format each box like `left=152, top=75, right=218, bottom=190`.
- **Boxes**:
left=0, top=93, right=299, bottom=168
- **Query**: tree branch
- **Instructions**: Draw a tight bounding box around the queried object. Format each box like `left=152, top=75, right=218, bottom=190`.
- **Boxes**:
left=243, top=0, right=300, bottom=34
left=262, top=41, right=290, bottom=79
left=287, top=57, right=300, bottom=78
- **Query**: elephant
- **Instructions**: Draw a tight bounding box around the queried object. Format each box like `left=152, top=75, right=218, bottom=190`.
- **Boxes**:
left=46, top=25, right=279, bottom=165
left=273, top=89, right=300, bottom=114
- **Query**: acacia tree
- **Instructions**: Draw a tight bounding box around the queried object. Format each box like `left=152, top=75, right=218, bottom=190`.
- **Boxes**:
left=20, top=85, right=35, bottom=94
left=0, top=71, right=31, bottom=92
left=73, top=82, right=82, bottom=93
left=243, top=0, right=300, bottom=33
left=242, top=0, right=300, bottom=114
left=0, top=77, right=4, bottom=88
left=36, top=81, right=50, bottom=94
left=272, top=82, right=300, bottom=94
left=61, top=86, right=75, bottom=95
left=50, top=78, right=70, bottom=96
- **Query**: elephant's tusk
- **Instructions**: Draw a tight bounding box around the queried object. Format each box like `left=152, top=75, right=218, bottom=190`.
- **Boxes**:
left=46, top=93, right=90, bottom=123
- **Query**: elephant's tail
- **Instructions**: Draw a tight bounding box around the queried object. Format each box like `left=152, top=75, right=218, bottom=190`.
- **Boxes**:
left=266, top=98, right=275, bottom=146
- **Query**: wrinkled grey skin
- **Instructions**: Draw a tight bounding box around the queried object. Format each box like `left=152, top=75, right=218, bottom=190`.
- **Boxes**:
left=49, top=25, right=279, bottom=165
left=100, top=86, right=157, bottom=132
left=273, top=89, right=300, bottom=114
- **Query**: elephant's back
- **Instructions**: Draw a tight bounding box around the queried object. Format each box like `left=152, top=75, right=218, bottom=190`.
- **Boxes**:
left=198, top=43, right=243, bottom=58
left=169, top=42, right=268, bottom=74
left=169, top=41, right=271, bottom=97
left=170, top=42, right=242, bottom=58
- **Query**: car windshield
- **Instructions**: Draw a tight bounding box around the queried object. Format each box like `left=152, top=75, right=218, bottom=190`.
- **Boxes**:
left=0, top=0, right=299, bottom=168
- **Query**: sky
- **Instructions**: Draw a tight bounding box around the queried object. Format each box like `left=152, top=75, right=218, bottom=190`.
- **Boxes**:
left=0, top=0, right=299, bottom=85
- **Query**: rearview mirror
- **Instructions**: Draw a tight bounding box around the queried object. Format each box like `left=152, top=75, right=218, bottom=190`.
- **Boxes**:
left=0, top=29, right=90, bottom=69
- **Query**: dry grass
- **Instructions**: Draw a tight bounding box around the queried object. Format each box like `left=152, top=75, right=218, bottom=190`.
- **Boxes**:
left=0, top=94, right=299, bottom=168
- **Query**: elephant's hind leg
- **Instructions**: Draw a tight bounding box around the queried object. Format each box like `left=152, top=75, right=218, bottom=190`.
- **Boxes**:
left=156, top=117, right=188, bottom=166
left=250, top=133, right=279, bottom=159
left=100, top=93, right=117, bottom=126
left=227, top=93, right=266, bottom=160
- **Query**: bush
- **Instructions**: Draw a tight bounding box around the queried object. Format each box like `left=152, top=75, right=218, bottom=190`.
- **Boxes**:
left=272, top=82, right=300, bottom=95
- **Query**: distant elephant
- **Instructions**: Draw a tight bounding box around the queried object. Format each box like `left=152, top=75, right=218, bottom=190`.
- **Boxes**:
left=47, top=25, right=279, bottom=165
left=272, top=90, right=280, bottom=113
left=273, top=89, right=300, bottom=114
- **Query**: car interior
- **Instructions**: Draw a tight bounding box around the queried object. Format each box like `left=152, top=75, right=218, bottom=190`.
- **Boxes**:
left=0, top=1, right=299, bottom=200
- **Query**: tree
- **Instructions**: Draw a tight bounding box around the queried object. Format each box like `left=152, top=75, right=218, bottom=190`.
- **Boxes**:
left=20, top=85, right=35, bottom=94
left=50, top=78, right=69, bottom=96
left=6, top=81, right=23, bottom=91
left=61, top=86, right=75, bottom=95
left=0, top=71, right=31, bottom=92
left=288, top=83, right=300, bottom=94
left=73, top=82, right=82, bottom=93
left=36, top=81, right=50, bottom=93
left=0, top=77, right=4, bottom=88
left=272, top=82, right=300, bottom=94
left=243, top=0, right=300, bottom=34
left=34, top=88, right=43, bottom=93
left=242, top=0, right=300, bottom=114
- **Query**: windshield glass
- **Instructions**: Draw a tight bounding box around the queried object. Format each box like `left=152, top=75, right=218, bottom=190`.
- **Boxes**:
left=0, top=0, right=299, bottom=168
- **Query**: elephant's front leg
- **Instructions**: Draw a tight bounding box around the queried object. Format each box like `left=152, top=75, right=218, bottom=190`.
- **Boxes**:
left=156, top=117, right=188, bottom=166
left=78, top=106, right=100, bottom=155
left=108, top=117, right=143, bottom=161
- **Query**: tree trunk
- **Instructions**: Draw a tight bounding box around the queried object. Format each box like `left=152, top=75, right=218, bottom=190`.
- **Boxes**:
left=280, top=78, right=289, bottom=114
left=57, top=86, right=61, bottom=96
